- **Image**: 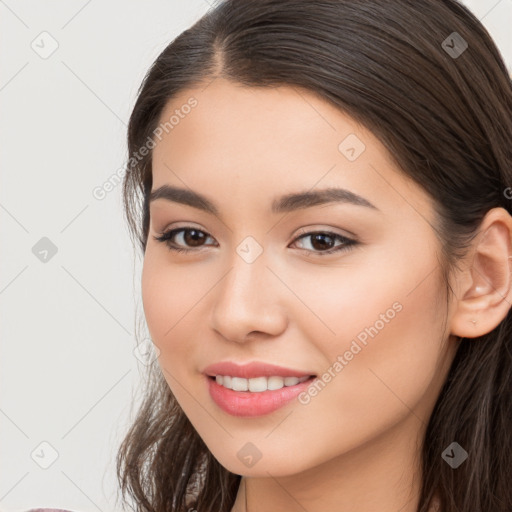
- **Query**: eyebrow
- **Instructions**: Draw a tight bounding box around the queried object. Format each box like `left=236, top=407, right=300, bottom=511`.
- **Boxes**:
left=149, top=184, right=378, bottom=215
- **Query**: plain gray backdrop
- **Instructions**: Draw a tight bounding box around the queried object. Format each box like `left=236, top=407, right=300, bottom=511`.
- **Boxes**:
left=1, top=1, right=510, bottom=511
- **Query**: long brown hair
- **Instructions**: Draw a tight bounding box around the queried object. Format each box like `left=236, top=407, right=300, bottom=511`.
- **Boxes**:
left=116, top=1, right=512, bottom=510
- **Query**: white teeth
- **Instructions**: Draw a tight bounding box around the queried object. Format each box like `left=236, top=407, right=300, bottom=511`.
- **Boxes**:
left=214, top=375, right=310, bottom=392
left=284, top=377, right=300, bottom=386
left=248, top=376, right=267, bottom=392
left=267, top=376, right=285, bottom=390
left=231, top=377, right=248, bottom=392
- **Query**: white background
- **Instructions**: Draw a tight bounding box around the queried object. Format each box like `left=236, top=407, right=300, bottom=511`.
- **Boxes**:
left=1, top=1, right=510, bottom=511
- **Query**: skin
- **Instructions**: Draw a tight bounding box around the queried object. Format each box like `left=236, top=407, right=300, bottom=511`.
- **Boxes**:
left=141, top=77, right=512, bottom=512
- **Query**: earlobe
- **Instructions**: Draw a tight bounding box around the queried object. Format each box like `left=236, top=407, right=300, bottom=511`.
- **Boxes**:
left=450, top=207, right=512, bottom=339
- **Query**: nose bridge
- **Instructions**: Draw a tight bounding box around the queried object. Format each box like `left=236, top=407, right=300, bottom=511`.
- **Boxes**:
left=227, top=239, right=266, bottom=302
left=210, top=235, right=286, bottom=342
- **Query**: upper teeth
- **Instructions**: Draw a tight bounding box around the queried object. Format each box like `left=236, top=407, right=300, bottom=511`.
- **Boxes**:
left=215, top=375, right=310, bottom=392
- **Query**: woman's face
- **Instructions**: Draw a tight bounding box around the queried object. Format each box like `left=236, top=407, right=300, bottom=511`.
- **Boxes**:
left=141, top=78, right=460, bottom=477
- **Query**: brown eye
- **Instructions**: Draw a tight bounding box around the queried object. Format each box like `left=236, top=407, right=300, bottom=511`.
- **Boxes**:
left=181, top=229, right=208, bottom=247
left=291, top=231, right=357, bottom=256
left=153, top=227, right=216, bottom=253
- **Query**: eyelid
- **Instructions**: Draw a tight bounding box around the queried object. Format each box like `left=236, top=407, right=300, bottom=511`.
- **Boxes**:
left=293, top=225, right=356, bottom=240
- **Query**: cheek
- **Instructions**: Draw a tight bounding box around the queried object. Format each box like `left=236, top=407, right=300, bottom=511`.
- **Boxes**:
left=140, top=253, right=213, bottom=388
left=295, top=260, right=444, bottom=433
left=141, top=257, right=169, bottom=342
left=141, top=252, right=203, bottom=342
left=141, top=256, right=186, bottom=362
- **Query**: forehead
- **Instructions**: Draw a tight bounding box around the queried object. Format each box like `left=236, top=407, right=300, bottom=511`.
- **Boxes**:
left=154, top=78, right=368, bottom=162
left=150, top=78, right=433, bottom=222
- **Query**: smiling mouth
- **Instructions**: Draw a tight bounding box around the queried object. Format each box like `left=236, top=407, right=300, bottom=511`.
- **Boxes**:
left=207, top=374, right=316, bottom=393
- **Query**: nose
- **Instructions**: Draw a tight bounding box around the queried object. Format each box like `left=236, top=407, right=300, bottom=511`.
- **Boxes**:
left=210, top=248, right=288, bottom=344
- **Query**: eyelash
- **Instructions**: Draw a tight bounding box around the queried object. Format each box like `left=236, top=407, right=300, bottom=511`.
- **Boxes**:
left=152, top=226, right=358, bottom=257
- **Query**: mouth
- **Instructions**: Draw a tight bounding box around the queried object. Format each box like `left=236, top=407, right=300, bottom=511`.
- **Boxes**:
left=207, top=374, right=316, bottom=392
left=205, top=374, right=317, bottom=417
left=202, top=360, right=316, bottom=379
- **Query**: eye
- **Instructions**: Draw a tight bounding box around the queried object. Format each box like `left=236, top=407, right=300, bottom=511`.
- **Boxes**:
left=291, top=229, right=357, bottom=256
left=153, top=226, right=358, bottom=257
left=153, top=227, right=216, bottom=253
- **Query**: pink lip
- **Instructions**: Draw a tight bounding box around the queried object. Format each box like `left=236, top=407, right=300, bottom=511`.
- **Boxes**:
left=202, top=361, right=315, bottom=379
left=205, top=375, right=316, bottom=417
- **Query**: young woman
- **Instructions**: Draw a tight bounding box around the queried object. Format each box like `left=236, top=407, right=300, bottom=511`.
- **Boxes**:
left=115, top=1, right=512, bottom=511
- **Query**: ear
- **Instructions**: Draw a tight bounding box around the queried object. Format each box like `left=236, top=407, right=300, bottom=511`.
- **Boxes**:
left=450, top=207, right=512, bottom=339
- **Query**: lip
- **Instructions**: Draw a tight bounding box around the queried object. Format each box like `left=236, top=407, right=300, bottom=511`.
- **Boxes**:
left=202, top=361, right=315, bottom=379
left=205, top=374, right=317, bottom=417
